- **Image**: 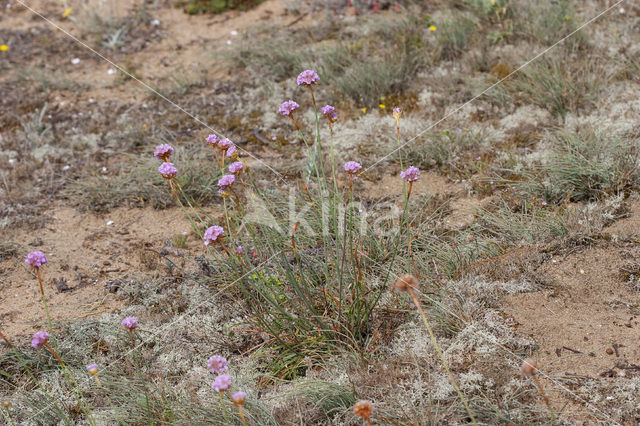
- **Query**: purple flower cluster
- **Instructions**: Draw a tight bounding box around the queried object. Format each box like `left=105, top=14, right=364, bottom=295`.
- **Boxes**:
left=321, top=104, right=337, bottom=122
left=218, top=138, right=233, bottom=150
left=86, top=363, right=99, bottom=375
left=121, top=316, right=138, bottom=330
left=297, top=69, right=319, bottom=86
left=204, top=225, right=224, bottom=246
left=207, top=355, right=228, bottom=374
left=279, top=100, right=300, bottom=117
left=25, top=251, right=48, bottom=268
left=31, top=331, right=50, bottom=348
left=344, top=161, right=362, bottom=174
left=217, top=174, right=235, bottom=196
left=158, top=162, right=178, bottom=179
left=236, top=245, right=243, bottom=255
left=154, top=144, right=174, bottom=161
left=206, top=134, right=221, bottom=146
left=212, top=374, right=231, bottom=392
left=400, top=166, right=420, bottom=182
left=229, top=161, right=244, bottom=174
left=226, top=144, right=237, bottom=158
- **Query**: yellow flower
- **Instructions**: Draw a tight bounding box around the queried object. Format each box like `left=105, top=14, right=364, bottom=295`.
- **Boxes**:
left=429, top=25, right=436, bottom=31
left=142, top=123, right=147, bottom=130
left=361, top=107, right=367, bottom=114
left=0, top=45, right=7, bottom=52
left=62, top=8, right=72, bottom=18
left=379, top=104, right=385, bottom=109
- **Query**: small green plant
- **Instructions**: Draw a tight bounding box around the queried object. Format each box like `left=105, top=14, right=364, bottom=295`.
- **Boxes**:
left=178, top=0, right=266, bottom=15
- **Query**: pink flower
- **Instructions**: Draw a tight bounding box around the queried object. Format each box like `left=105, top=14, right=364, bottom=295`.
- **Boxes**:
left=206, top=134, right=221, bottom=146
left=154, top=144, right=174, bottom=161
left=158, top=162, right=178, bottom=179
left=31, top=331, right=50, bottom=348
left=204, top=226, right=224, bottom=246
left=279, top=100, right=299, bottom=116
left=229, top=161, right=244, bottom=174
left=25, top=251, right=48, bottom=268
left=121, top=317, right=138, bottom=329
left=400, top=166, right=420, bottom=182
left=207, top=355, right=228, bottom=374
left=344, top=161, right=362, bottom=174
left=231, top=391, right=247, bottom=405
left=296, top=69, right=319, bottom=86
left=212, top=374, right=231, bottom=392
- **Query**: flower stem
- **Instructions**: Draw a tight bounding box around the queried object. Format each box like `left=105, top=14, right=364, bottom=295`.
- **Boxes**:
left=236, top=405, right=247, bottom=426
left=407, top=287, right=477, bottom=425
left=43, top=342, right=64, bottom=366
left=128, top=329, right=135, bottom=350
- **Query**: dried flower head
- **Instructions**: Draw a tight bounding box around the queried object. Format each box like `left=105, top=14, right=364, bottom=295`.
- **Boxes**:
left=344, top=161, right=362, bottom=174
left=31, top=331, right=50, bottom=348
left=279, top=100, right=300, bottom=117
left=321, top=104, right=337, bottom=122
left=153, top=144, right=174, bottom=161
left=204, top=225, right=224, bottom=246
left=353, top=400, right=373, bottom=421
left=229, top=161, right=244, bottom=174
left=231, top=391, right=247, bottom=405
left=297, top=69, right=319, bottom=86
left=212, top=374, right=231, bottom=392
left=1, top=400, right=10, bottom=408
left=400, top=166, right=420, bottom=182
left=207, top=355, right=228, bottom=374
left=521, top=358, right=538, bottom=377
left=86, top=363, right=99, bottom=376
left=158, top=162, right=178, bottom=179
left=121, top=316, right=138, bottom=330
left=25, top=251, right=48, bottom=268
left=206, top=134, right=221, bottom=146
left=393, top=274, right=419, bottom=292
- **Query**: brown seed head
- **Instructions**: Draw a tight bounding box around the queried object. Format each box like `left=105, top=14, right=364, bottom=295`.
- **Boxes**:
left=393, top=274, right=419, bottom=292
left=2, top=400, right=11, bottom=408
left=520, top=358, right=538, bottom=377
left=353, top=400, right=373, bottom=420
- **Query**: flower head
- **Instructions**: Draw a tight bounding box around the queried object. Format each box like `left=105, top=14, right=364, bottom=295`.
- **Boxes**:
left=226, top=144, right=237, bottom=158
left=296, top=69, right=319, bottom=86
left=86, top=363, right=99, bottom=376
left=353, top=400, right=373, bottom=421
left=206, top=134, right=221, bottom=146
left=321, top=104, right=337, bottom=122
left=204, top=225, right=224, bottom=246
left=236, top=245, right=243, bottom=255
left=0, top=45, right=7, bottom=52
left=207, top=355, right=228, bottom=374
left=31, top=331, right=50, bottom=348
left=218, top=138, right=233, bottom=150
left=279, top=100, right=299, bottom=117
left=153, top=144, right=174, bottom=161
left=25, top=251, right=48, bottom=268
left=231, top=391, right=247, bottom=405
left=344, top=161, right=362, bottom=175
left=229, top=161, right=244, bottom=174
left=121, top=316, right=138, bottom=330
left=217, top=174, right=236, bottom=189
left=158, top=162, right=178, bottom=179
left=212, top=374, right=231, bottom=392
left=400, top=166, right=420, bottom=182
left=392, top=107, right=401, bottom=126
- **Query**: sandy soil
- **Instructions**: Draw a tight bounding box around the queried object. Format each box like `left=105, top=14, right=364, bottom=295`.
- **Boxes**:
left=0, top=204, right=202, bottom=338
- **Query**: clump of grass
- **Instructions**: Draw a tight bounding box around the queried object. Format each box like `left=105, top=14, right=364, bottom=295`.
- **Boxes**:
left=512, top=0, right=587, bottom=50
left=67, top=147, right=221, bottom=212
left=508, top=56, right=608, bottom=117
left=435, top=12, right=477, bottom=61
left=177, top=0, right=266, bottom=15
left=503, top=130, right=640, bottom=203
